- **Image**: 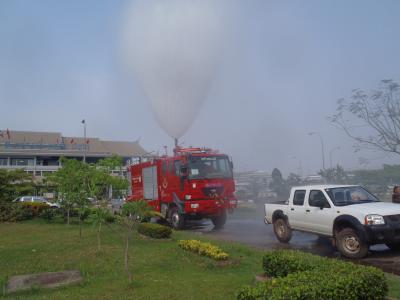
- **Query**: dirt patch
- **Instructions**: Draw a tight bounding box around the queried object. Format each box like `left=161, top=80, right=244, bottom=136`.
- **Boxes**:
left=215, top=258, right=241, bottom=267
left=255, top=273, right=271, bottom=282
left=5, top=270, right=83, bottom=294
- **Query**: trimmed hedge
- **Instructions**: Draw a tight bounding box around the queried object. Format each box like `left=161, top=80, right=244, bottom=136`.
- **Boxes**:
left=137, top=223, right=172, bottom=239
left=179, top=239, right=229, bottom=261
left=237, top=250, right=388, bottom=300
left=20, top=202, right=50, bottom=217
left=0, top=202, right=51, bottom=222
left=262, top=249, right=329, bottom=277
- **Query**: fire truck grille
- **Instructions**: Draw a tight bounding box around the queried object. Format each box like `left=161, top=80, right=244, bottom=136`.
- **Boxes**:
left=202, top=186, right=224, bottom=198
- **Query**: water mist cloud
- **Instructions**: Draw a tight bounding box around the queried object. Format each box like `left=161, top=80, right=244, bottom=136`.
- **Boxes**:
left=121, top=0, right=232, bottom=140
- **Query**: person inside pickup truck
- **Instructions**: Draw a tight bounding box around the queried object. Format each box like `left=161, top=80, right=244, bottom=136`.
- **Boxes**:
left=393, top=186, right=400, bottom=203
left=350, top=191, right=367, bottom=201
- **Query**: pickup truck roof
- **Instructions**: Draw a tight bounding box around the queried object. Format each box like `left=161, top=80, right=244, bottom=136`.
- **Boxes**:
left=292, top=184, right=358, bottom=190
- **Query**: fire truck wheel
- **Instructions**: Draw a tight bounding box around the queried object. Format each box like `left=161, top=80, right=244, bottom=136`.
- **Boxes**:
left=169, top=207, right=185, bottom=230
left=211, top=210, right=227, bottom=229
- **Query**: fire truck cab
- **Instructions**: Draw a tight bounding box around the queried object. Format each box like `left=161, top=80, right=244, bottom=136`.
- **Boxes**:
left=128, top=147, right=237, bottom=229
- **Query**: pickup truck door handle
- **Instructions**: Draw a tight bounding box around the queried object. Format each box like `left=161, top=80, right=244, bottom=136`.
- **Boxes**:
left=306, top=209, right=310, bottom=212
left=290, top=208, right=294, bottom=211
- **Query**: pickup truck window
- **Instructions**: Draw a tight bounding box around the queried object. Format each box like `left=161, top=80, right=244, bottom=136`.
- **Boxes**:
left=325, top=186, right=379, bottom=206
left=293, top=190, right=306, bottom=206
left=309, top=190, right=331, bottom=208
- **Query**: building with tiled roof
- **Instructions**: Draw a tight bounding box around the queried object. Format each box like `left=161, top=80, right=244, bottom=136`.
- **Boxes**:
left=0, top=129, right=148, bottom=178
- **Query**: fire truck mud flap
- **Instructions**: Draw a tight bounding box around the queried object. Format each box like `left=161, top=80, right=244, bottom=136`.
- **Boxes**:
left=173, top=193, right=185, bottom=214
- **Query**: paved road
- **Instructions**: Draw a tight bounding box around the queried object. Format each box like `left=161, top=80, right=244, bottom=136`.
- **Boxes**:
left=186, top=209, right=400, bottom=275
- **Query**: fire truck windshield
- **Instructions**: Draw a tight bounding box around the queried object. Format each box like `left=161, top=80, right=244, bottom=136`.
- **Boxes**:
left=188, top=156, right=232, bottom=179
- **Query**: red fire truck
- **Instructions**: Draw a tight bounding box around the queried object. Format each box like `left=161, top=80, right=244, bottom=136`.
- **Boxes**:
left=127, top=147, right=237, bottom=229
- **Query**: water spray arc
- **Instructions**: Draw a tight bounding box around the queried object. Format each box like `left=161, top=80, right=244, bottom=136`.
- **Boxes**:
left=122, top=0, right=226, bottom=143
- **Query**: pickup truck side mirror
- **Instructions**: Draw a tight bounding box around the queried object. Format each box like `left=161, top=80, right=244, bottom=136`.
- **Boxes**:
left=316, top=199, right=325, bottom=210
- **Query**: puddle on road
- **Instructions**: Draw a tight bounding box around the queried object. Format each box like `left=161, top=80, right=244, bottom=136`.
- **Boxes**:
left=186, top=216, right=400, bottom=275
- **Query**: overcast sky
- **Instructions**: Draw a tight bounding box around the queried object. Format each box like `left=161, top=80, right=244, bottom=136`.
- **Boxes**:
left=1, top=0, right=399, bottom=176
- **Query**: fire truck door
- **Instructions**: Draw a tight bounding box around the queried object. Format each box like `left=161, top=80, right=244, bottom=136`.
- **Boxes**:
left=142, top=166, right=158, bottom=209
left=171, top=160, right=183, bottom=197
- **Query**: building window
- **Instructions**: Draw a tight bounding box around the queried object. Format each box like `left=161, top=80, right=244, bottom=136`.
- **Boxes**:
left=0, top=158, right=8, bottom=166
left=11, top=158, right=34, bottom=166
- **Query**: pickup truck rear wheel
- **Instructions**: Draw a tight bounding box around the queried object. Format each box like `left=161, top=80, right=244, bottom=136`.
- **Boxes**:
left=273, top=218, right=292, bottom=243
left=336, top=228, right=368, bottom=259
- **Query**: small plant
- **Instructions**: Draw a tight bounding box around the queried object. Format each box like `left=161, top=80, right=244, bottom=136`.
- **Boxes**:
left=88, top=207, right=113, bottom=251
left=178, top=239, right=229, bottom=261
left=137, top=223, right=172, bottom=239
left=119, top=200, right=157, bottom=283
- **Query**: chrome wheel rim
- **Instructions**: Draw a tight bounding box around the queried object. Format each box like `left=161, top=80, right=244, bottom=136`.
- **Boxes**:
left=172, top=213, right=179, bottom=226
left=343, top=235, right=360, bottom=253
left=276, top=221, right=285, bottom=237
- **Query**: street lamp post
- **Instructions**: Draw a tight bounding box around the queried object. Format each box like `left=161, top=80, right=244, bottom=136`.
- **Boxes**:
left=308, top=132, right=326, bottom=170
left=82, top=119, right=86, bottom=163
left=329, top=146, right=340, bottom=168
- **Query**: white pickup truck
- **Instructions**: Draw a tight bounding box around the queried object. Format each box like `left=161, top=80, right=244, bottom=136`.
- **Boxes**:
left=264, top=185, right=400, bottom=258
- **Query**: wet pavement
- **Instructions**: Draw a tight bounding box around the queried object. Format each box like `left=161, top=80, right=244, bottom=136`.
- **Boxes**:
left=186, top=208, right=400, bottom=275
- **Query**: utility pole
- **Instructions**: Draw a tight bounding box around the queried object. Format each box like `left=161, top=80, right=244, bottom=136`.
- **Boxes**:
left=82, top=119, right=86, bottom=163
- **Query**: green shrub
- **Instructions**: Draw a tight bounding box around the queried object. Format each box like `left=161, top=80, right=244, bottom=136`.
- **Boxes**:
left=0, top=203, right=34, bottom=222
left=0, top=202, right=12, bottom=222
left=40, top=208, right=58, bottom=222
left=105, top=213, right=115, bottom=223
left=137, top=222, right=172, bottom=239
left=77, top=207, right=92, bottom=221
left=238, top=250, right=388, bottom=300
left=20, top=202, right=49, bottom=217
left=238, top=267, right=387, bottom=300
left=179, top=239, right=229, bottom=261
left=262, top=249, right=329, bottom=277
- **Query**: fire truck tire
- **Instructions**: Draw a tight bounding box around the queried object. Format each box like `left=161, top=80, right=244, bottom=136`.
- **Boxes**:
left=169, top=207, right=185, bottom=230
left=211, top=210, right=227, bottom=229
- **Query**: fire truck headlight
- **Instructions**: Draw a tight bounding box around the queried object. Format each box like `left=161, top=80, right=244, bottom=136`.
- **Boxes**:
left=185, top=195, right=192, bottom=200
left=191, top=203, right=199, bottom=209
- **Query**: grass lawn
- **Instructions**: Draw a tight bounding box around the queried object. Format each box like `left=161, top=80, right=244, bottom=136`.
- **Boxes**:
left=0, top=220, right=399, bottom=299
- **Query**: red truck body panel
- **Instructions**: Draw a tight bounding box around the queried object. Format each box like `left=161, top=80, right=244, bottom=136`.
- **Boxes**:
left=128, top=147, right=237, bottom=219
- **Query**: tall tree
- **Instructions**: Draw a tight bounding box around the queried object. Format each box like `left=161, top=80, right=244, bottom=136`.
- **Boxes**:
left=269, top=168, right=289, bottom=200
left=330, top=80, right=400, bottom=155
left=89, top=155, right=128, bottom=200
left=49, top=158, right=90, bottom=228
left=0, top=169, right=34, bottom=202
